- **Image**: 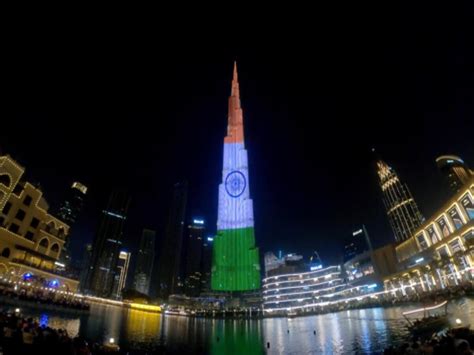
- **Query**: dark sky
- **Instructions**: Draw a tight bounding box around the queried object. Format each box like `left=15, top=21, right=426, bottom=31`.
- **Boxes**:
left=2, top=4, right=474, bottom=265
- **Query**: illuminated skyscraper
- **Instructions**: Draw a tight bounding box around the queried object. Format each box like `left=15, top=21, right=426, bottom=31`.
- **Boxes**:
left=157, top=181, right=188, bottom=299
left=112, top=250, right=131, bottom=299
left=377, top=160, right=424, bottom=242
left=57, top=182, right=87, bottom=267
left=132, top=228, right=156, bottom=296
left=211, top=63, right=261, bottom=291
left=83, top=191, right=130, bottom=297
left=184, top=218, right=205, bottom=297
left=436, top=155, right=473, bottom=193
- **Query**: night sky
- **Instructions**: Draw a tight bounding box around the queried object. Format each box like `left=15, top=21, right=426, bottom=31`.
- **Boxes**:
left=2, top=5, right=473, bottom=267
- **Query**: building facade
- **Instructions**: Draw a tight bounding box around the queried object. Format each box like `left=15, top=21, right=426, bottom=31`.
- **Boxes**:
left=377, top=160, right=425, bottom=242
left=157, top=181, right=188, bottom=299
left=436, top=155, right=473, bottom=194
left=83, top=191, right=130, bottom=297
left=112, top=250, right=131, bottom=299
left=0, top=155, right=78, bottom=292
left=184, top=219, right=205, bottom=297
left=132, top=228, right=155, bottom=296
left=384, top=177, right=474, bottom=295
left=212, top=62, right=261, bottom=292
left=57, top=181, right=87, bottom=268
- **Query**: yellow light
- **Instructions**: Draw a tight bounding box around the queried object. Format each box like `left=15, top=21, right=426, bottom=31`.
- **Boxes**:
left=456, top=318, right=462, bottom=325
left=129, top=303, right=162, bottom=313
left=109, top=338, right=115, bottom=344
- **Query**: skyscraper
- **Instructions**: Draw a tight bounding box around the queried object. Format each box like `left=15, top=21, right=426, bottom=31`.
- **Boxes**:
left=343, top=225, right=372, bottom=262
left=83, top=191, right=130, bottom=297
left=157, top=181, right=188, bottom=299
left=132, top=228, right=156, bottom=296
left=184, top=218, right=205, bottom=297
left=112, top=250, right=131, bottom=299
left=436, top=155, right=473, bottom=193
left=57, top=182, right=87, bottom=267
left=200, top=235, right=213, bottom=294
left=212, top=62, right=261, bottom=291
left=376, top=160, right=424, bottom=242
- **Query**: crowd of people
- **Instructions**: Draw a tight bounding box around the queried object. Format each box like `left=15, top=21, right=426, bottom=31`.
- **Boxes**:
left=384, top=327, right=474, bottom=354
left=0, top=283, right=89, bottom=311
left=0, top=310, right=117, bottom=355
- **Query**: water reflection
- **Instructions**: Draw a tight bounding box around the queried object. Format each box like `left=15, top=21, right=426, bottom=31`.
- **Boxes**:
left=15, top=298, right=474, bottom=353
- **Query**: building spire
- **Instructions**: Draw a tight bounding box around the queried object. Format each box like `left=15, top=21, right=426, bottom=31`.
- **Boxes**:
left=225, top=61, right=244, bottom=144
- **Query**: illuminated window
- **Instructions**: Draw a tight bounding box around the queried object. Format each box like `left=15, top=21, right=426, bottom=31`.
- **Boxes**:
left=449, top=239, right=463, bottom=254
left=448, top=206, right=464, bottom=230
left=460, top=194, right=474, bottom=220
left=416, top=233, right=429, bottom=250
left=463, top=230, right=474, bottom=243
left=436, top=216, right=451, bottom=238
left=23, top=195, right=32, bottom=207
left=427, top=225, right=440, bottom=244
left=15, top=209, right=26, bottom=221
left=437, top=246, right=450, bottom=259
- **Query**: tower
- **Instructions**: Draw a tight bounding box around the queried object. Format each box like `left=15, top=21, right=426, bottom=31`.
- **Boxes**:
left=377, top=160, right=424, bottom=242
left=184, top=218, right=205, bottom=296
left=436, top=155, right=473, bottom=193
left=112, top=250, right=131, bottom=299
left=132, top=228, right=156, bottom=296
left=57, top=182, right=87, bottom=267
left=156, top=181, right=188, bottom=299
left=83, top=190, right=130, bottom=297
left=211, top=62, right=261, bottom=291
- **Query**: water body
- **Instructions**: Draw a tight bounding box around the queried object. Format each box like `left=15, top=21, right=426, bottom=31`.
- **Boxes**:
left=8, top=298, right=474, bottom=354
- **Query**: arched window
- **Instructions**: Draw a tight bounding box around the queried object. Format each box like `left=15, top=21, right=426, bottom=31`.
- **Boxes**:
left=0, top=174, right=11, bottom=188
left=50, top=243, right=59, bottom=253
left=39, top=238, right=49, bottom=248
left=1, top=248, right=10, bottom=258
left=45, top=221, right=55, bottom=234
left=57, top=227, right=65, bottom=239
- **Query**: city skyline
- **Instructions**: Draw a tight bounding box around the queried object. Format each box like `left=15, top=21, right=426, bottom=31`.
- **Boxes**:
left=2, top=57, right=473, bottom=265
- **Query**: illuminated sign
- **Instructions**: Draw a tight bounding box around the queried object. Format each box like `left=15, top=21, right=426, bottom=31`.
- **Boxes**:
left=415, top=257, right=424, bottom=263
left=352, top=229, right=363, bottom=236
left=207, top=237, right=214, bottom=242
left=103, top=210, right=126, bottom=220
left=54, top=261, right=65, bottom=268
left=193, top=219, right=205, bottom=225
left=310, top=265, right=322, bottom=271
left=72, top=182, right=88, bottom=194
left=367, top=284, right=377, bottom=289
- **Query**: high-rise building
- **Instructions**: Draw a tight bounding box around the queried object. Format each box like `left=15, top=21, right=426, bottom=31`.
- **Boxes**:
left=112, top=250, right=131, bottom=299
left=157, top=181, right=188, bottom=299
left=78, top=243, right=92, bottom=292
left=0, top=154, right=79, bottom=292
left=184, top=218, right=205, bottom=297
left=83, top=191, right=130, bottom=297
left=57, top=182, right=87, bottom=267
left=343, top=225, right=372, bottom=262
left=132, top=228, right=156, bottom=296
left=200, top=235, right=213, bottom=293
left=212, top=62, right=261, bottom=291
left=376, top=160, right=424, bottom=242
left=436, top=155, right=473, bottom=193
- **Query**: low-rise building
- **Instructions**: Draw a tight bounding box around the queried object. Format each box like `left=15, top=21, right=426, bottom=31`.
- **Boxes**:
left=0, top=155, right=79, bottom=292
left=384, top=178, right=474, bottom=295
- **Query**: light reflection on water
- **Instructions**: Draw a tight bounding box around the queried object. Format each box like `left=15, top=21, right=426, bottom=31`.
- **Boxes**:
left=12, top=298, right=474, bottom=354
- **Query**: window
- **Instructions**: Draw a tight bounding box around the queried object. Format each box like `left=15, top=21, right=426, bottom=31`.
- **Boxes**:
left=448, top=206, right=464, bottom=230
left=449, top=239, right=463, bottom=254
left=2, top=202, right=12, bottom=215
left=39, top=238, right=49, bottom=248
left=15, top=209, right=26, bottom=221
left=463, top=230, right=474, bottom=243
left=1, top=248, right=10, bottom=258
left=460, top=194, right=474, bottom=220
left=30, top=217, right=40, bottom=228
left=427, top=225, right=440, bottom=244
left=25, top=231, right=34, bottom=240
left=13, top=184, right=23, bottom=195
left=23, top=195, right=32, bottom=206
left=0, top=174, right=11, bottom=187
left=436, top=216, right=451, bottom=238
left=437, top=246, right=450, bottom=259
left=50, top=243, right=59, bottom=253
left=416, top=233, right=429, bottom=250
left=8, top=223, right=20, bottom=234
